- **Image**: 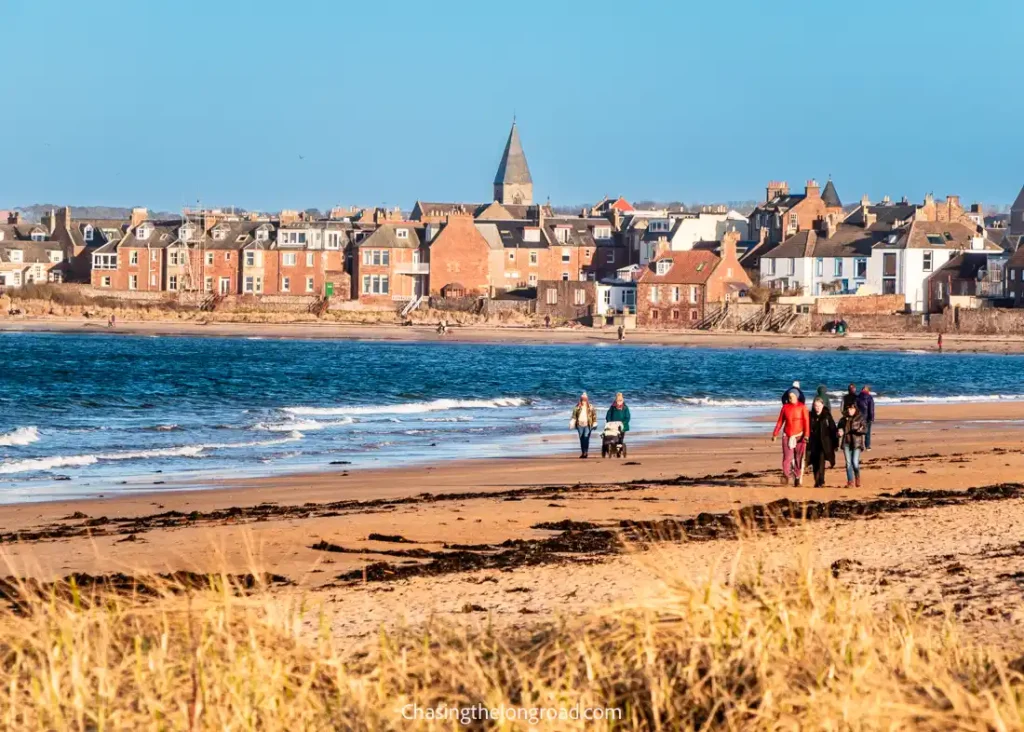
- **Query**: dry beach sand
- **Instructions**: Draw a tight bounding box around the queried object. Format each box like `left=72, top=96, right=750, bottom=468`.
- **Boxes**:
left=1, top=401, right=1024, bottom=645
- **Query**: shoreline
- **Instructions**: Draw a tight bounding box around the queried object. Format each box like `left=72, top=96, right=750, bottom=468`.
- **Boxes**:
left=5, top=316, right=1024, bottom=353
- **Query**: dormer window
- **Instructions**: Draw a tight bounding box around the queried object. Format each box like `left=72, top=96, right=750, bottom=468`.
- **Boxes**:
left=555, top=227, right=570, bottom=243
left=84, top=225, right=94, bottom=242
left=656, top=259, right=673, bottom=276
left=48, top=251, right=63, bottom=264
left=594, top=226, right=611, bottom=240
left=137, top=224, right=152, bottom=241
left=213, top=228, right=228, bottom=241
left=396, top=228, right=409, bottom=240
left=236, top=234, right=247, bottom=243
left=9, top=250, right=23, bottom=263
left=649, top=220, right=669, bottom=233
left=255, top=228, right=269, bottom=242
left=179, top=225, right=194, bottom=241
left=523, top=227, right=540, bottom=243
left=30, top=231, right=45, bottom=242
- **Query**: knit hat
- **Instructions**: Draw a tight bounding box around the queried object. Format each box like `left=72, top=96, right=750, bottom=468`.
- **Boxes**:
left=792, top=380, right=800, bottom=389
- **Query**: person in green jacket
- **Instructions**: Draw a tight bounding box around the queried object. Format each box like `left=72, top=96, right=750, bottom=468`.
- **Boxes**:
left=606, top=392, right=631, bottom=446
left=815, top=384, right=832, bottom=415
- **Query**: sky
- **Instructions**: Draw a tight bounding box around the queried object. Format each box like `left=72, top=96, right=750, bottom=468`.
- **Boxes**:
left=3, top=0, right=1023, bottom=213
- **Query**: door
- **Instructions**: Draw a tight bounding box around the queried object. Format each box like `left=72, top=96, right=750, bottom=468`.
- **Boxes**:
left=325, top=282, right=334, bottom=297
left=219, top=277, right=231, bottom=295
left=413, top=275, right=424, bottom=298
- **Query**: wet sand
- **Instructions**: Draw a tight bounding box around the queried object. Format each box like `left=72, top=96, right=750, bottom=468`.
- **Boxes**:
left=1, top=401, right=1024, bottom=642
left=4, top=316, right=1024, bottom=353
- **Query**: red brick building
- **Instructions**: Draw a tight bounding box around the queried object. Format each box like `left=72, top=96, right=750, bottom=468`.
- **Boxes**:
left=748, top=179, right=843, bottom=245
left=427, top=214, right=491, bottom=295
left=351, top=223, right=426, bottom=304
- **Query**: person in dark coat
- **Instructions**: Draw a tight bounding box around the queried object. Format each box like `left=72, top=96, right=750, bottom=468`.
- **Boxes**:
left=814, top=384, right=832, bottom=415
left=856, top=385, right=876, bottom=450
left=837, top=401, right=868, bottom=487
left=807, top=396, right=837, bottom=487
left=841, top=383, right=858, bottom=412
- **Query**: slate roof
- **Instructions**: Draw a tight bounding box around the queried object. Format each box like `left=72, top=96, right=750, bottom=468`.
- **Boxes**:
left=755, top=193, right=806, bottom=213
left=493, top=122, right=532, bottom=186
left=70, top=219, right=129, bottom=248
left=821, top=179, right=842, bottom=208
left=934, top=252, right=996, bottom=280
left=0, top=240, right=63, bottom=265
left=0, top=223, right=53, bottom=243
left=638, top=250, right=719, bottom=285
left=356, top=223, right=422, bottom=249
left=845, top=203, right=917, bottom=227
left=1012, top=184, right=1024, bottom=212
left=473, top=223, right=504, bottom=250
left=902, top=221, right=999, bottom=251
left=1007, top=243, right=1024, bottom=267
left=494, top=222, right=549, bottom=249
left=761, top=224, right=889, bottom=259
left=107, top=220, right=184, bottom=252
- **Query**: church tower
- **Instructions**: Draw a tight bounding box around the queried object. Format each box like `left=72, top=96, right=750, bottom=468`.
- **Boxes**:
left=493, top=121, right=533, bottom=206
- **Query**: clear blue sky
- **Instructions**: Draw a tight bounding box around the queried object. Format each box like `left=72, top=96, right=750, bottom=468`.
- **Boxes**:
left=3, top=0, right=1023, bottom=212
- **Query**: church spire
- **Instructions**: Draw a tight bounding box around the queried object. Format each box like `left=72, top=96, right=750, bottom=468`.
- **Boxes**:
left=493, top=121, right=533, bottom=206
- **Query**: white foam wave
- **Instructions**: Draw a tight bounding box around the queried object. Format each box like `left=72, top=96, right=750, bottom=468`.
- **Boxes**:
left=679, top=397, right=777, bottom=408
left=253, top=418, right=353, bottom=432
left=681, top=393, right=1024, bottom=408
left=423, top=416, right=475, bottom=423
left=0, top=427, right=41, bottom=447
left=283, top=397, right=527, bottom=417
left=0, top=433, right=304, bottom=476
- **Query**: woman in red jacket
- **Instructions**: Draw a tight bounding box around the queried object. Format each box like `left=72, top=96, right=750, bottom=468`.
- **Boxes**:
left=772, top=390, right=809, bottom=486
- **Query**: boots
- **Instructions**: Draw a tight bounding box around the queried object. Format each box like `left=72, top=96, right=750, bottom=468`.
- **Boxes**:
left=845, top=481, right=855, bottom=489
left=779, top=474, right=789, bottom=486
left=855, top=475, right=861, bottom=487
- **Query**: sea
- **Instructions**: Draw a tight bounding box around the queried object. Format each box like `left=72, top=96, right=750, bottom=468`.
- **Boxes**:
left=2, top=331, right=1024, bottom=503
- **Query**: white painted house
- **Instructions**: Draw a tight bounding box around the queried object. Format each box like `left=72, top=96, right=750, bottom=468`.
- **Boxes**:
left=760, top=222, right=880, bottom=296
left=636, top=210, right=749, bottom=264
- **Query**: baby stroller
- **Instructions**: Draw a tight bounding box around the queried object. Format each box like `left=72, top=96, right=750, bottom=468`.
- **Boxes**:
left=601, top=421, right=626, bottom=459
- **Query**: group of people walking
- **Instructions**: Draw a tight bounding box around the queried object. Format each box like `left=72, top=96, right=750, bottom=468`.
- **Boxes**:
left=772, top=381, right=875, bottom=488
left=570, top=392, right=631, bottom=458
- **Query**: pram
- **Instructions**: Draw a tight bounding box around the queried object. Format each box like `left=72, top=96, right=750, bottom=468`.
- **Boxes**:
left=601, top=421, right=627, bottom=459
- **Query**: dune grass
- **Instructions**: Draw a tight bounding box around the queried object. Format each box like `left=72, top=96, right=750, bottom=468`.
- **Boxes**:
left=0, top=556, right=1022, bottom=730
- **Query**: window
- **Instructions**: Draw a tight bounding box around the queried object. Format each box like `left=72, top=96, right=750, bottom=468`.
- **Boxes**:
left=168, top=275, right=178, bottom=291
left=561, top=272, right=570, bottom=281
left=225, top=252, right=231, bottom=261
left=137, top=225, right=151, bottom=241
left=204, top=276, right=212, bottom=292
left=31, top=231, right=46, bottom=242
left=213, top=228, right=227, bottom=241
left=649, top=286, right=659, bottom=303
left=283, top=253, right=297, bottom=266
left=169, top=250, right=183, bottom=266
left=656, top=259, right=673, bottom=276
left=671, top=310, right=680, bottom=320
left=244, top=276, right=264, bottom=293
left=306, top=276, right=314, bottom=293
left=561, top=248, right=571, bottom=263
left=127, top=250, right=138, bottom=266
left=150, top=274, right=157, bottom=287
left=48, top=251, right=63, bottom=264
left=690, top=309, right=699, bottom=321
left=649, top=220, right=669, bottom=233
left=298, top=232, right=307, bottom=244
left=555, top=227, right=569, bottom=243
left=255, top=228, right=269, bottom=242
left=306, top=252, right=314, bottom=267
left=326, top=232, right=341, bottom=249
left=926, top=234, right=945, bottom=246
left=690, top=285, right=698, bottom=304
left=93, top=253, right=117, bottom=270
left=360, top=275, right=389, bottom=295
left=651, top=309, right=659, bottom=320
left=361, top=249, right=390, bottom=266
left=101, top=275, right=110, bottom=287
left=523, top=227, right=540, bottom=243
left=545, top=288, right=557, bottom=305
left=236, top=234, right=247, bottom=243
left=508, top=251, right=515, bottom=261
left=603, top=289, right=612, bottom=305
left=84, top=225, right=94, bottom=242
left=937, top=283, right=945, bottom=299
left=923, top=251, right=933, bottom=272
left=245, top=251, right=256, bottom=267
left=529, top=251, right=538, bottom=266
left=672, top=286, right=680, bottom=302
left=788, top=213, right=798, bottom=230
left=528, top=273, right=538, bottom=285
left=834, top=258, right=842, bottom=277
left=9, top=250, right=23, bottom=263
left=128, top=274, right=138, bottom=290
left=594, top=226, right=611, bottom=240
left=205, top=252, right=214, bottom=266
left=855, top=258, right=867, bottom=278
left=396, top=228, right=409, bottom=240
left=282, top=276, right=290, bottom=292
left=1012, top=270, right=1017, bottom=281
left=574, top=289, right=586, bottom=305
left=606, top=250, right=615, bottom=264
left=816, top=258, right=823, bottom=276
left=767, top=259, right=776, bottom=276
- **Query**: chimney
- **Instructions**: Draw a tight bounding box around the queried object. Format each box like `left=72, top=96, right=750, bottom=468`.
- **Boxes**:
left=721, top=229, right=740, bottom=262
left=611, top=207, right=622, bottom=231
left=6, top=211, right=20, bottom=225
left=42, top=208, right=56, bottom=235
left=823, top=215, right=838, bottom=239
left=882, top=195, right=891, bottom=204
left=55, top=206, right=71, bottom=234
left=766, top=180, right=789, bottom=202
left=864, top=211, right=877, bottom=229
left=805, top=179, right=821, bottom=199
left=971, top=203, right=982, bottom=214
left=130, top=207, right=148, bottom=228
left=860, top=194, right=871, bottom=207
left=536, top=204, right=545, bottom=229
left=948, top=194, right=961, bottom=208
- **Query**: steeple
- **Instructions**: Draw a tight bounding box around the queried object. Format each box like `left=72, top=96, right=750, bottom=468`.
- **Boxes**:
left=493, top=121, right=533, bottom=206
left=821, top=178, right=842, bottom=209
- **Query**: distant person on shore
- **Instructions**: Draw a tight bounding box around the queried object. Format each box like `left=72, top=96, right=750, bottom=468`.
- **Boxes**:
left=857, top=385, right=876, bottom=451
left=108, top=314, right=116, bottom=328
left=807, top=396, right=837, bottom=487
left=815, top=384, right=832, bottom=414
left=837, top=401, right=867, bottom=488
left=617, top=324, right=625, bottom=341
left=772, top=390, right=809, bottom=486
left=570, top=392, right=598, bottom=459
left=606, top=392, right=631, bottom=448
left=841, top=383, right=858, bottom=412
left=938, top=333, right=943, bottom=353
left=781, top=380, right=805, bottom=405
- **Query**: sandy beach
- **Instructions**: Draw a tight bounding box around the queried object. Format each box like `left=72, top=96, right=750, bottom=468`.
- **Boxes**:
left=5, top=315, right=1024, bottom=353
left=2, top=399, right=1024, bottom=644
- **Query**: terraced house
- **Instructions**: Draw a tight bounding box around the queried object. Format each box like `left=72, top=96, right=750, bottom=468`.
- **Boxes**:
left=0, top=215, right=67, bottom=287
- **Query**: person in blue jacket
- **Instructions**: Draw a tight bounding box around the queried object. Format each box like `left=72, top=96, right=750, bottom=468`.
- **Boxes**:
left=856, top=384, right=876, bottom=450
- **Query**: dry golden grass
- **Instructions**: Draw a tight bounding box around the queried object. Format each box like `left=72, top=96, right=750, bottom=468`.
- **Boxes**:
left=2, top=556, right=1023, bottom=730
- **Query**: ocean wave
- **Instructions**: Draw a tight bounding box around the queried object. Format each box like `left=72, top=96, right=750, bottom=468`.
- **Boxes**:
left=680, top=393, right=1024, bottom=408
left=0, top=433, right=304, bottom=476
left=423, top=416, right=475, bottom=422
left=0, top=427, right=41, bottom=447
left=254, top=417, right=353, bottom=432
left=283, top=397, right=527, bottom=417
left=679, top=397, right=777, bottom=408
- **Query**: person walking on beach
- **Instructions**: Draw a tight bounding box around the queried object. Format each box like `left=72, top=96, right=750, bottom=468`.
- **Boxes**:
left=837, top=401, right=868, bottom=488
left=807, top=396, right=837, bottom=487
left=938, top=333, right=943, bottom=353
left=815, top=384, right=832, bottom=415
left=617, top=324, right=625, bottom=342
left=841, top=383, right=858, bottom=412
left=772, top=390, right=809, bottom=486
left=782, top=380, right=805, bottom=405
left=857, top=384, right=876, bottom=451
left=570, top=393, right=598, bottom=458
left=606, top=392, right=631, bottom=448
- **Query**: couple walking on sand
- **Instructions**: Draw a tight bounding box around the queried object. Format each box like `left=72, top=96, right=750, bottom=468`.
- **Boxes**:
left=772, top=381, right=875, bottom=488
left=570, top=392, right=630, bottom=458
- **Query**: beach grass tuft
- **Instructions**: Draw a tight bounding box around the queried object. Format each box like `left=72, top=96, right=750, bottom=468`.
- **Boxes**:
left=0, top=557, right=1022, bottom=730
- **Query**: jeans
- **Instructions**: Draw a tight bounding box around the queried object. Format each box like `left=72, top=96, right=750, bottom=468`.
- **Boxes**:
left=577, top=426, right=593, bottom=455
left=843, top=444, right=861, bottom=482
left=865, top=421, right=872, bottom=449
left=781, top=438, right=806, bottom=479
